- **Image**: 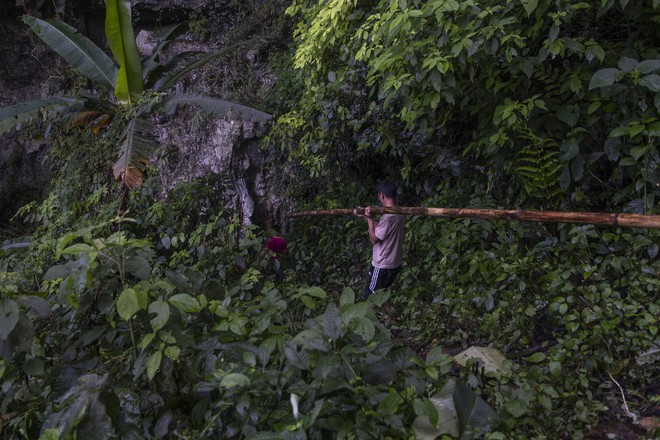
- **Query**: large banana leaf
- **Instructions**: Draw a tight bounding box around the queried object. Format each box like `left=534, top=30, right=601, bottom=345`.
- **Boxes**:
left=144, top=51, right=203, bottom=88
left=105, top=0, right=143, bottom=104
left=412, top=378, right=498, bottom=439
left=161, top=93, right=272, bottom=123
left=142, top=22, right=191, bottom=78
left=112, top=117, right=155, bottom=189
left=0, top=97, right=82, bottom=134
left=149, top=37, right=263, bottom=92
left=21, top=16, right=117, bottom=90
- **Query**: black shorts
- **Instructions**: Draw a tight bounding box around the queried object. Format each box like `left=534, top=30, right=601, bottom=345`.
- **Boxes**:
left=364, top=265, right=402, bottom=299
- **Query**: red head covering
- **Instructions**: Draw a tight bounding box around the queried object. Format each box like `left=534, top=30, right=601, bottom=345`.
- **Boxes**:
left=265, top=236, right=287, bottom=255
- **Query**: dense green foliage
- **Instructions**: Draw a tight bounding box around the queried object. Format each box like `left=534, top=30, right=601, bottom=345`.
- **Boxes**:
left=275, top=0, right=659, bottom=211
left=1, top=0, right=659, bottom=439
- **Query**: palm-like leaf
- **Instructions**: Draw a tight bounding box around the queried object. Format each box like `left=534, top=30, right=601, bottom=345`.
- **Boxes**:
left=144, top=51, right=204, bottom=89
left=21, top=16, right=117, bottom=90
left=105, top=0, right=143, bottom=104
left=0, top=97, right=83, bottom=134
left=149, top=37, right=264, bottom=92
left=161, top=93, right=272, bottom=123
left=142, top=22, right=191, bottom=78
left=112, top=117, right=155, bottom=189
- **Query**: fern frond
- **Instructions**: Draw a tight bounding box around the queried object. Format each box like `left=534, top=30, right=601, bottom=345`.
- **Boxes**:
left=514, top=132, right=563, bottom=204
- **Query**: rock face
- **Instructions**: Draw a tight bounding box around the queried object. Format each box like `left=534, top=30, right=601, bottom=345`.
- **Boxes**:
left=0, top=0, right=288, bottom=230
left=0, top=9, right=63, bottom=225
left=153, top=113, right=271, bottom=226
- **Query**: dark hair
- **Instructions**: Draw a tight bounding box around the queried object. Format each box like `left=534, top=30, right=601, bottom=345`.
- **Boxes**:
left=376, top=180, right=397, bottom=199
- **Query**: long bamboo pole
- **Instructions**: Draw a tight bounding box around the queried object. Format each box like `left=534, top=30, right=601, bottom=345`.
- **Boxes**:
left=287, top=207, right=660, bottom=229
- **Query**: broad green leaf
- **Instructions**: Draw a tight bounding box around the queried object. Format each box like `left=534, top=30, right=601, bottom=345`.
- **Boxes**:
left=587, top=101, right=601, bottom=115
left=304, top=286, right=327, bottom=298
left=17, top=295, right=52, bottom=319
left=164, top=345, right=181, bottom=360
left=293, top=329, right=329, bottom=351
left=146, top=350, right=162, bottom=381
left=246, top=433, right=284, bottom=440
left=363, top=359, right=397, bottom=384
left=124, top=256, right=151, bottom=280
left=154, top=410, right=172, bottom=439
left=454, top=346, right=512, bottom=375
left=348, top=316, right=375, bottom=342
left=22, top=16, right=117, bottom=89
left=61, top=243, right=94, bottom=254
left=520, top=0, right=538, bottom=16
left=40, top=374, right=114, bottom=439
left=148, top=300, right=170, bottom=331
left=609, top=126, right=630, bottom=137
left=341, top=302, right=370, bottom=325
left=588, top=68, right=621, bottom=89
left=412, top=379, right=460, bottom=439
left=139, top=332, right=156, bottom=351
left=323, top=303, right=342, bottom=340
left=117, top=288, right=140, bottom=320
left=220, top=373, right=250, bottom=388
left=168, top=293, right=201, bottom=313
left=637, top=60, right=660, bottom=74
left=43, top=263, right=73, bottom=280
left=229, top=316, right=249, bottom=335
left=561, top=138, right=579, bottom=160
left=647, top=120, right=660, bottom=136
left=617, top=56, right=638, bottom=72
left=161, top=93, right=271, bottom=122
left=426, top=346, right=450, bottom=365
left=453, top=381, right=498, bottom=437
left=630, top=145, right=649, bottom=161
left=413, top=398, right=439, bottom=428
left=526, top=352, right=546, bottom=363
left=628, top=124, right=645, bottom=138
left=105, top=0, right=143, bottom=103
left=638, top=74, right=660, bottom=92
left=339, top=287, right=355, bottom=306
left=284, top=342, right=309, bottom=369
left=549, top=360, right=562, bottom=378
left=135, top=287, right=149, bottom=310
left=557, top=105, right=579, bottom=127
left=504, top=399, right=529, bottom=417
left=585, top=45, right=605, bottom=63
left=0, top=97, right=82, bottom=135
left=0, top=299, right=20, bottom=340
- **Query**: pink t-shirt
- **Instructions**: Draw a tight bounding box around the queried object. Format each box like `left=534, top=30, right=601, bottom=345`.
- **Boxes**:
left=372, top=214, right=405, bottom=268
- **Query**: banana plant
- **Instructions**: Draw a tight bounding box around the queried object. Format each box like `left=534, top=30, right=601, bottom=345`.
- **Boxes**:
left=0, top=0, right=271, bottom=189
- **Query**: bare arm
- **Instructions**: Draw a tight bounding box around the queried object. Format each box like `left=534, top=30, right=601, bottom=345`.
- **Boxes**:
left=366, top=207, right=381, bottom=244
left=354, top=206, right=380, bottom=245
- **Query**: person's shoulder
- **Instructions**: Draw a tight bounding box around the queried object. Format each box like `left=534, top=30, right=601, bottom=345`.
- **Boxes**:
left=382, top=213, right=405, bottom=223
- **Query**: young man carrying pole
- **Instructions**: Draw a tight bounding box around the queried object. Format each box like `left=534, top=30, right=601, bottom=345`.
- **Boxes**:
left=353, top=180, right=405, bottom=320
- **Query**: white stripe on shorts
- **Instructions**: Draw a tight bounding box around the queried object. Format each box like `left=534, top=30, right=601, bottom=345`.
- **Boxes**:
left=369, top=266, right=380, bottom=293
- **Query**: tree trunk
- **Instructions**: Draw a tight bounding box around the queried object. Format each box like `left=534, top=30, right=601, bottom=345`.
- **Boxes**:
left=287, top=207, right=660, bottom=229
